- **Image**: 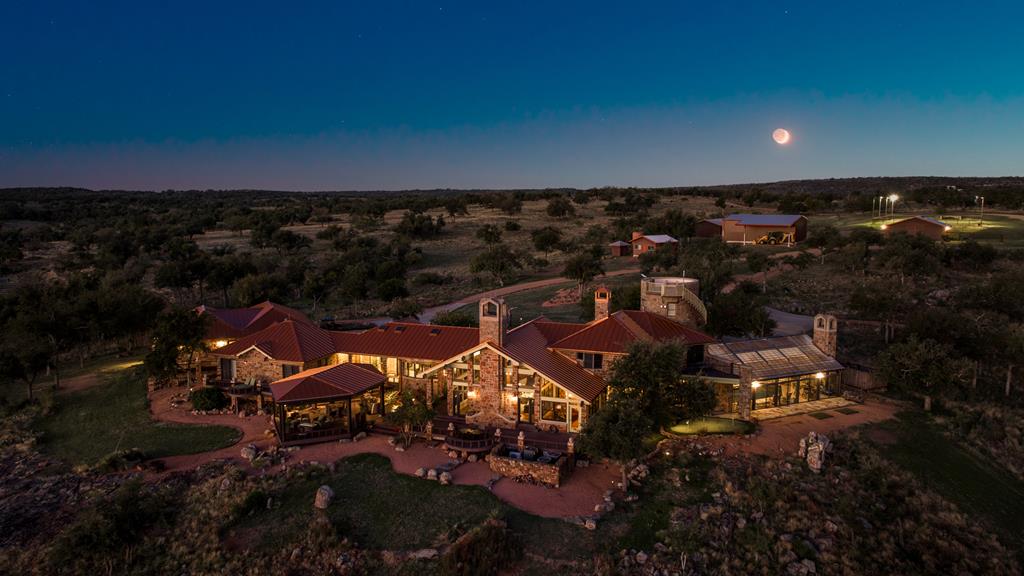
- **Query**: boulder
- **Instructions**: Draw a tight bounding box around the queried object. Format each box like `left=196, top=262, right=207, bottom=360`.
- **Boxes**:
left=394, top=445, right=405, bottom=453
left=314, top=485, right=334, bottom=510
left=353, top=431, right=367, bottom=442
left=426, top=469, right=438, bottom=481
left=467, top=454, right=478, bottom=463
left=584, top=518, right=598, bottom=530
left=240, top=444, right=258, bottom=462
left=439, top=471, right=452, bottom=485
left=635, top=551, right=648, bottom=565
left=409, top=548, right=439, bottom=560
left=414, top=467, right=426, bottom=478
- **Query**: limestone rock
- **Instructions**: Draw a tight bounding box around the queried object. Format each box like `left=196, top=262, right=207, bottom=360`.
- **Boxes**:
left=353, top=431, right=367, bottom=442
left=467, top=454, right=478, bottom=463
left=584, top=518, right=598, bottom=530
left=240, top=444, right=258, bottom=462
left=439, top=471, right=452, bottom=485
left=427, top=469, right=438, bottom=481
left=635, top=551, right=648, bottom=565
left=314, top=485, right=334, bottom=510
left=409, top=548, right=438, bottom=560
left=414, top=467, right=426, bottom=478
left=394, top=445, right=405, bottom=452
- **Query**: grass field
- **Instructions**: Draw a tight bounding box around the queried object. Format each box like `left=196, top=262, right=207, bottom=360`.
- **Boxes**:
left=871, top=411, right=1024, bottom=557
left=811, top=211, right=1024, bottom=247
left=39, top=368, right=240, bottom=466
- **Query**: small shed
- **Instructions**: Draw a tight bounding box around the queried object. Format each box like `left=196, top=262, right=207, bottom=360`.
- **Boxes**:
left=883, top=216, right=950, bottom=241
left=608, top=240, right=631, bottom=257
left=695, top=218, right=723, bottom=238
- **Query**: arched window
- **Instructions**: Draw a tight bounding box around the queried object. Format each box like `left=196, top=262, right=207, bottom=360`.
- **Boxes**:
left=817, top=318, right=825, bottom=329
left=483, top=302, right=498, bottom=317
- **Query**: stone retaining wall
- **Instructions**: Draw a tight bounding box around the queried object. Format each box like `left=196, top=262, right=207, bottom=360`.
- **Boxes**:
left=488, top=452, right=569, bottom=488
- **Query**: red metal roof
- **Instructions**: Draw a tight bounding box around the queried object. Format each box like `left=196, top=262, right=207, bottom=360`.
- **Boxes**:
left=330, top=322, right=480, bottom=362
left=502, top=322, right=609, bottom=403
left=549, top=310, right=715, bottom=354
left=516, top=319, right=589, bottom=345
left=270, top=362, right=385, bottom=403
left=214, top=319, right=336, bottom=363
left=197, top=301, right=313, bottom=340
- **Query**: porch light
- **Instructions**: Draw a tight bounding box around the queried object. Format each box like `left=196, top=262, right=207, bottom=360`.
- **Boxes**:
left=751, top=380, right=761, bottom=389
left=815, top=372, right=825, bottom=380
left=467, top=390, right=478, bottom=399
left=214, top=340, right=228, bottom=349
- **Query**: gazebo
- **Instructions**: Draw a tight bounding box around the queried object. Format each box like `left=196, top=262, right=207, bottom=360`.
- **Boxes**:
left=270, top=363, right=387, bottom=445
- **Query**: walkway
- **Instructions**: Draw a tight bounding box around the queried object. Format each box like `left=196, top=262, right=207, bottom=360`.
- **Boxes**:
left=147, top=388, right=616, bottom=518
left=749, top=396, right=855, bottom=421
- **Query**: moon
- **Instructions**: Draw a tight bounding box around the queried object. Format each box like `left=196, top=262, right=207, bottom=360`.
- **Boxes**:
left=772, top=128, right=791, bottom=144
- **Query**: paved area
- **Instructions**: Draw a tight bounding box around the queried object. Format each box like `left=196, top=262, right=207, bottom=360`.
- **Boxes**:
left=749, top=397, right=855, bottom=420
left=709, top=400, right=899, bottom=458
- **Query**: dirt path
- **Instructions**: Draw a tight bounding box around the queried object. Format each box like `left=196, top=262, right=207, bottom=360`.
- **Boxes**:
left=148, top=386, right=269, bottom=473
left=362, top=267, right=642, bottom=325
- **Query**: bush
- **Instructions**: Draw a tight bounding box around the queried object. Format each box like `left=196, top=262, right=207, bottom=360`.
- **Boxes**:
left=503, top=220, right=521, bottom=231
left=191, top=387, right=228, bottom=411
left=47, top=480, right=177, bottom=574
left=95, top=448, right=147, bottom=472
left=440, top=517, right=520, bottom=576
left=432, top=310, right=478, bottom=327
left=412, top=271, right=450, bottom=286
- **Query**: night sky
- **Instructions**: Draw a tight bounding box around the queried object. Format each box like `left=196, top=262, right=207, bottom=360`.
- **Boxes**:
left=2, top=1, right=1023, bottom=190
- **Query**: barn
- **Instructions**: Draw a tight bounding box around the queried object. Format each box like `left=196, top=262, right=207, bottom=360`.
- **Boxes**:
left=695, top=218, right=723, bottom=238
left=882, top=216, right=950, bottom=241
left=720, top=214, right=808, bottom=245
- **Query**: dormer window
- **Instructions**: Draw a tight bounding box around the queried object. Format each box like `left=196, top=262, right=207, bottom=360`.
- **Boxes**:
left=576, top=352, right=604, bottom=370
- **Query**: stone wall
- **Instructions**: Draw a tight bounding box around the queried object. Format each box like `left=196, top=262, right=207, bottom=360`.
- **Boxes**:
left=467, top=348, right=516, bottom=428
left=235, top=349, right=297, bottom=386
left=812, top=314, right=838, bottom=357
left=488, top=451, right=569, bottom=488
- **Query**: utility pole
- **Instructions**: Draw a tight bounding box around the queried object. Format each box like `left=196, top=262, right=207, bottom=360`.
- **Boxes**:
left=976, top=196, right=985, bottom=228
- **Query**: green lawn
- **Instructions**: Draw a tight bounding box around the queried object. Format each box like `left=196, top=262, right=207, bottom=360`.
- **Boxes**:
left=232, top=453, right=507, bottom=550
left=871, top=411, right=1024, bottom=557
left=668, top=416, right=755, bottom=435
left=39, top=368, right=240, bottom=466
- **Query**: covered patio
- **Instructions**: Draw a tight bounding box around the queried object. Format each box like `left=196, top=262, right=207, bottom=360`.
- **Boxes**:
left=270, top=363, right=387, bottom=446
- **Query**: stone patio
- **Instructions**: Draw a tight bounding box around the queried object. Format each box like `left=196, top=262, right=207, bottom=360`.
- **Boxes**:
left=726, top=397, right=856, bottom=421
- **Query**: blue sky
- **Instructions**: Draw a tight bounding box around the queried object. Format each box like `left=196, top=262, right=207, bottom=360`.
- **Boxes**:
left=1, top=1, right=1022, bottom=190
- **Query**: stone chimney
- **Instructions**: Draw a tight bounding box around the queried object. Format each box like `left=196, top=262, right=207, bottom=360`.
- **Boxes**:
left=812, top=313, right=838, bottom=357
left=479, top=298, right=507, bottom=346
left=594, top=286, right=611, bottom=322
left=631, top=230, right=645, bottom=242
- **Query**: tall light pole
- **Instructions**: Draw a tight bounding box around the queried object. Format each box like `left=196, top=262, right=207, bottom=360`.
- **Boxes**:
left=878, top=195, right=884, bottom=220
left=887, top=194, right=899, bottom=223
left=975, top=196, right=985, bottom=228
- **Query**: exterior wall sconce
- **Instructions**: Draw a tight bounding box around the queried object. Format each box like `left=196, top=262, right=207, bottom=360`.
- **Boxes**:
left=751, top=380, right=761, bottom=389
left=815, top=372, right=825, bottom=380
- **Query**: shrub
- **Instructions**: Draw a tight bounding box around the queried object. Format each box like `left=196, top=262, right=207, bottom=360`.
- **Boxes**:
left=440, top=517, right=520, bottom=576
left=47, top=480, right=177, bottom=574
left=94, top=448, right=147, bottom=472
left=503, top=220, right=521, bottom=231
left=412, top=271, right=450, bottom=286
left=191, top=387, right=228, bottom=411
